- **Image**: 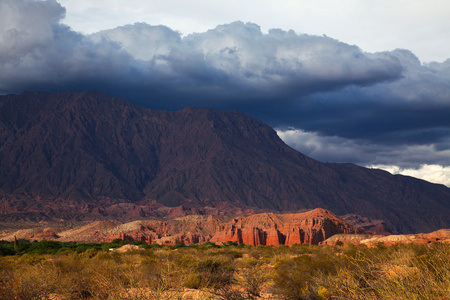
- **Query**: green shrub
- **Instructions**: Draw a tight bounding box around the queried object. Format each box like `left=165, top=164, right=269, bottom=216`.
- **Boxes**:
left=335, top=240, right=344, bottom=247
left=0, top=245, right=15, bottom=256
left=240, top=264, right=269, bottom=299
left=272, top=251, right=341, bottom=299
left=198, top=241, right=221, bottom=249
left=223, top=241, right=239, bottom=247
left=171, top=242, right=186, bottom=249
left=196, top=257, right=235, bottom=289
left=183, top=273, right=202, bottom=289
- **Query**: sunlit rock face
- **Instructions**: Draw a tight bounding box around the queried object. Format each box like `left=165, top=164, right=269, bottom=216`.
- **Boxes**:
left=99, top=208, right=362, bottom=246
left=208, top=208, right=364, bottom=246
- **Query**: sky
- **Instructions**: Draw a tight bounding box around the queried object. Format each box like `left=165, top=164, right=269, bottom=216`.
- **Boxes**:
left=1, top=0, right=449, bottom=186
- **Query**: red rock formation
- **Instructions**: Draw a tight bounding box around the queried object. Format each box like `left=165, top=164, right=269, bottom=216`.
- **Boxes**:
left=28, top=229, right=59, bottom=240
left=101, top=208, right=363, bottom=246
left=210, top=208, right=364, bottom=246
left=102, top=215, right=219, bottom=245
left=3, top=209, right=364, bottom=246
left=7, top=214, right=450, bottom=248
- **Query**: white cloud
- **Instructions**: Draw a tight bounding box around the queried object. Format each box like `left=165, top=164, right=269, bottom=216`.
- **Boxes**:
left=86, top=21, right=403, bottom=96
left=89, top=23, right=181, bottom=61
left=0, top=0, right=65, bottom=62
left=57, top=0, right=450, bottom=63
left=368, top=164, right=450, bottom=187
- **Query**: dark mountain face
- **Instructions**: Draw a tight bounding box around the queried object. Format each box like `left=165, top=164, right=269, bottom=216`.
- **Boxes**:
left=1, top=91, right=449, bottom=233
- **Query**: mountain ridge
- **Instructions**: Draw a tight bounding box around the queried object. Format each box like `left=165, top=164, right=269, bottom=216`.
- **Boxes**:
left=1, top=91, right=450, bottom=233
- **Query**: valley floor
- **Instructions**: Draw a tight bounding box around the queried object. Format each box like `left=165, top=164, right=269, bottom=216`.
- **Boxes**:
left=1, top=240, right=450, bottom=299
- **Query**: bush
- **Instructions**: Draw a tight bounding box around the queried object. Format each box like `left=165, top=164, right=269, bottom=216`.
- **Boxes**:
left=0, top=245, right=15, bottom=256
left=183, top=273, right=202, bottom=289
left=196, top=257, right=235, bottom=289
left=27, top=240, right=64, bottom=255
left=0, top=256, right=59, bottom=299
left=171, top=242, right=186, bottom=249
left=271, top=250, right=341, bottom=299
left=223, top=241, right=239, bottom=247
left=197, top=241, right=221, bottom=249
left=240, top=264, right=269, bottom=299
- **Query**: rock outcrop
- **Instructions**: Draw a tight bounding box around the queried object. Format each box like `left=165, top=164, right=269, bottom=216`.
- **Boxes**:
left=28, top=229, right=60, bottom=240
left=340, top=214, right=393, bottom=235
left=101, top=208, right=363, bottom=246
left=210, top=208, right=364, bottom=246
left=102, top=215, right=221, bottom=246
left=0, top=209, right=363, bottom=246
left=320, top=234, right=384, bottom=246
left=321, top=229, right=450, bottom=246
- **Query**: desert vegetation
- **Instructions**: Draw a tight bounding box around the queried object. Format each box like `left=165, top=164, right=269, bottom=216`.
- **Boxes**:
left=1, top=239, right=450, bottom=299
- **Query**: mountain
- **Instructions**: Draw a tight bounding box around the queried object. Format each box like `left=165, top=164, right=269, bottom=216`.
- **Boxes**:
left=1, top=91, right=450, bottom=233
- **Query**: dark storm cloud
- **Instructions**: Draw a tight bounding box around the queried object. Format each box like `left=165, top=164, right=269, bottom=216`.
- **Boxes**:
left=278, top=128, right=450, bottom=169
left=1, top=0, right=450, bottom=169
left=0, top=0, right=403, bottom=102
left=281, top=51, right=450, bottom=145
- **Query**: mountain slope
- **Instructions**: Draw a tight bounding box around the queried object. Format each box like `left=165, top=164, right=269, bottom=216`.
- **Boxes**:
left=1, top=91, right=449, bottom=233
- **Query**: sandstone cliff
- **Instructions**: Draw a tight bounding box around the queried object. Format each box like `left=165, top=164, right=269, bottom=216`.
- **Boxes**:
left=210, top=208, right=364, bottom=246
left=102, top=208, right=364, bottom=246
left=0, top=208, right=363, bottom=246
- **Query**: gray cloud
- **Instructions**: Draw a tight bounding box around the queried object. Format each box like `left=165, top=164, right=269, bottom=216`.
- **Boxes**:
left=277, top=129, right=450, bottom=168
left=278, top=50, right=450, bottom=145
left=0, top=1, right=404, bottom=101
left=1, top=0, right=450, bottom=173
left=0, top=0, right=65, bottom=62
